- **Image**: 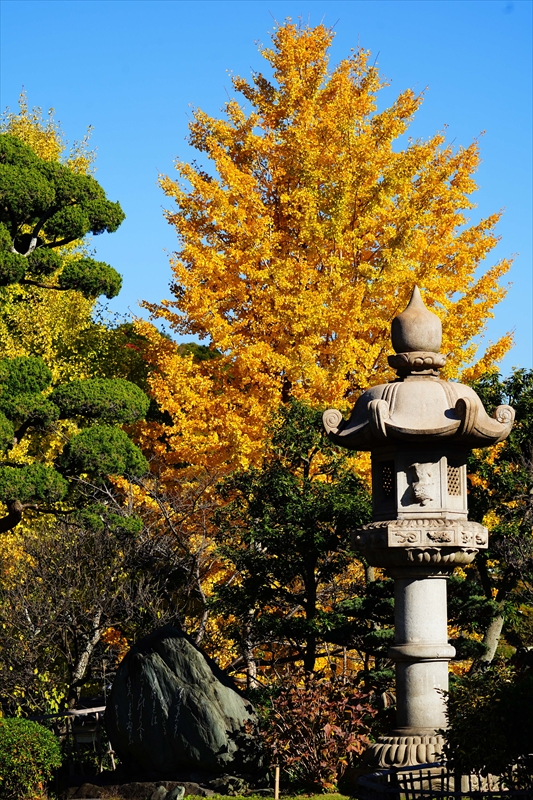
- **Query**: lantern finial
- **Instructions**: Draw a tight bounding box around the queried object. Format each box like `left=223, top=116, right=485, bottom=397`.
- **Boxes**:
left=388, top=287, right=445, bottom=376
left=391, top=286, right=442, bottom=354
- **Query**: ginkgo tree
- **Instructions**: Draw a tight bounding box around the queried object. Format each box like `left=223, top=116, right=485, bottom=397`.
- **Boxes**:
left=140, top=20, right=512, bottom=475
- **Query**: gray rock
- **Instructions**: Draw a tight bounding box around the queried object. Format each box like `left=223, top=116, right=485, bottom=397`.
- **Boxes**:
left=166, top=788, right=185, bottom=800
left=65, top=782, right=207, bottom=800
left=207, top=775, right=249, bottom=795
left=149, top=789, right=168, bottom=800
left=105, top=626, right=263, bottom=774
left=69, top=785, right=107, bottom=799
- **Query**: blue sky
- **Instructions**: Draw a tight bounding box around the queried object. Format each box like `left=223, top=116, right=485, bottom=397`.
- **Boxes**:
left=1, top=0, right=531, bottom=372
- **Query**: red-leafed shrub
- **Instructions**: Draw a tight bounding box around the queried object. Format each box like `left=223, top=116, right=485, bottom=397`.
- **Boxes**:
left=256, top=674, right=376, bottom=791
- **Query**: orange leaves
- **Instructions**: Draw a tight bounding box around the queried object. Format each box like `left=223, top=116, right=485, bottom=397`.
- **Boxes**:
left=143, top=20, right=512, bottom=475
left=101, top=627, right=129, bottom=665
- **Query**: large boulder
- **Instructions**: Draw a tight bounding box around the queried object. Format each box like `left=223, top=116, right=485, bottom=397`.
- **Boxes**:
left=105, top=627, right=263, bottom=775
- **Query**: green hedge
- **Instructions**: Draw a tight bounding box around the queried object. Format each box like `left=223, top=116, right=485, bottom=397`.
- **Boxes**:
left=0, top=718, right=62, bottom=799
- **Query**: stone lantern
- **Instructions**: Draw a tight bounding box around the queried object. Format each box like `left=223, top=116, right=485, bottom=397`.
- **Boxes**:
left=323, top=287, right=514, bottom=768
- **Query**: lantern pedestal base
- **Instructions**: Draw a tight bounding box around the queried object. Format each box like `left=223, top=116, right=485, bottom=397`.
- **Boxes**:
left=365, top=732, right=445, bottom=768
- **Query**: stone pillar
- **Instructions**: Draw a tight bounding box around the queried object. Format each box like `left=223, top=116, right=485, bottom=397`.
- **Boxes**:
left=391, top=571, right=454, bottom=734
left=363, top=567, right=456, bottom=767
left=354, top=519, right=485, bottom=768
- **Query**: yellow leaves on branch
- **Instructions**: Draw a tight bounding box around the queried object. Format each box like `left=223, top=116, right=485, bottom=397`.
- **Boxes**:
left=0, top=90, right=96, bottom=173
left=142, top=20, right=512, bottom=474
left=1, top=91, right=63, bottom=162
left=0, top=286, right=97, bottom=382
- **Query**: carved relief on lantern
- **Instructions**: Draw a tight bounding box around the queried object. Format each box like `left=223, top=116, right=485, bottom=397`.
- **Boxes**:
left=370, top=449, right=468, bottom=523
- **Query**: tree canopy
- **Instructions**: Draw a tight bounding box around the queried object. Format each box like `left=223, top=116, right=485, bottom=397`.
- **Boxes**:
left=214, top=400, right=372, bottom=681
left=0, top=133, right=123, bottom=299
left=0, top=96, right=143, bottom=385
left=139, top=20, right=512, bottom=475
left=465, top=369, right=533, bottom=667
left=0, top=355, right=149, bottom=534
left=0, top=99, right=165, bottom=717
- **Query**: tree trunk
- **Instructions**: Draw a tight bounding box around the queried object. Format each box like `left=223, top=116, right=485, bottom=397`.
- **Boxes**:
left=68, top=609, right=103, bottom=708
left=242, top=611, right=260, bottom=690
left=471, top=558, right=507, bottom=673
left=0, top=500, right=23, bottom=533
left=303, top=558, right=318, bottom=673
left=193, top=556, right=209, bottom=645
left=474, top=607, right=505, bottom=670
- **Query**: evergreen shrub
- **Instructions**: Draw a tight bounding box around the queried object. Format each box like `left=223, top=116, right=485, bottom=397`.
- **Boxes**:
left=0, top=717, right=62, bottom=799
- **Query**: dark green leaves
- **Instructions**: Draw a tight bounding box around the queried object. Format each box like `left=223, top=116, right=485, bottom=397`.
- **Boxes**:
left=0, top=133, right=125, bottom=299
left=0, top=132, right=40, bottom=169
left=214, top=399, right=372, bottom=673
left=445, top=664, right=533, bottom=788
left=0, top=355, right=150, bottom=529
left=26, top=247, right=61, bottom=277
left=0, top=134, right=125, bottom=244
left=60, top=425, right=148, bottom=478
left=0, top=395, right=59, bottom=429
left=73, top=507, right=143, bottom=538
left=58, top=258, right=122, bottom=299
left=0, top=464, right=67, bottom=505
left=50, top=378, right=149, bottom=424
left=44, top=205, right=91, bottom=241
left=0, top=412, right=14, bottom=452
left=0, top=356, right=52, bottom=396
left=0, top=249, right=27, bottom=285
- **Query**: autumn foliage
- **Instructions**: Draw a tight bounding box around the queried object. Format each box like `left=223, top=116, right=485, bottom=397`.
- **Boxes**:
left=0, top=25, right=525, bottom=785
left=140, top=20, right=512, bottom=475
left=257, top=674, right=376, bottom=790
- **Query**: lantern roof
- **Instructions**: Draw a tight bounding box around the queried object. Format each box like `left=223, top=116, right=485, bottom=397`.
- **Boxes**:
left=323, top=287, right=514, bottom=450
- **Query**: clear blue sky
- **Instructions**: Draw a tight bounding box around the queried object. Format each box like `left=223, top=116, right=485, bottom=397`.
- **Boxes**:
left=1, top=0, right=532, bottom=372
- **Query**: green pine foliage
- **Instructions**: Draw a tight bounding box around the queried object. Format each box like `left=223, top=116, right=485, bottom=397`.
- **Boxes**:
left=60, top=424, right=148, bottom=479
left=178, top=341, right=222, bottom=361
left=0, top=354, right=149, bottom=534
left=447, top=573, right=499, bottom=661
left=0, top=133, right=124, bottom=299
left=0, top=355, right=52, bottom=395
left=0, top=414, right=13, bottom=451
left=336, top=580, right=395, bottom=690
left=215, top=399, right=372, bottom=676
left=50, top=377, right=150, bottom=423
left=58, top=258, right=122, bottom=298
left=26, top=247, right=61, bottom=277
left=467, top=369, right=533, bottom=662
left=0, top=395, right=59, bottom=430
left=0, top=463, right=67, bottom=505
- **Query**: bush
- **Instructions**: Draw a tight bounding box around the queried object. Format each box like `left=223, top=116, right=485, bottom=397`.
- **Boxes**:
left=256, top=674, right=376, bottom=791
left=444, top=663, right=533, bottom=789
left=59, top=424, right=148, bottom=478
left=0, top=718, right=62, bottom=799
